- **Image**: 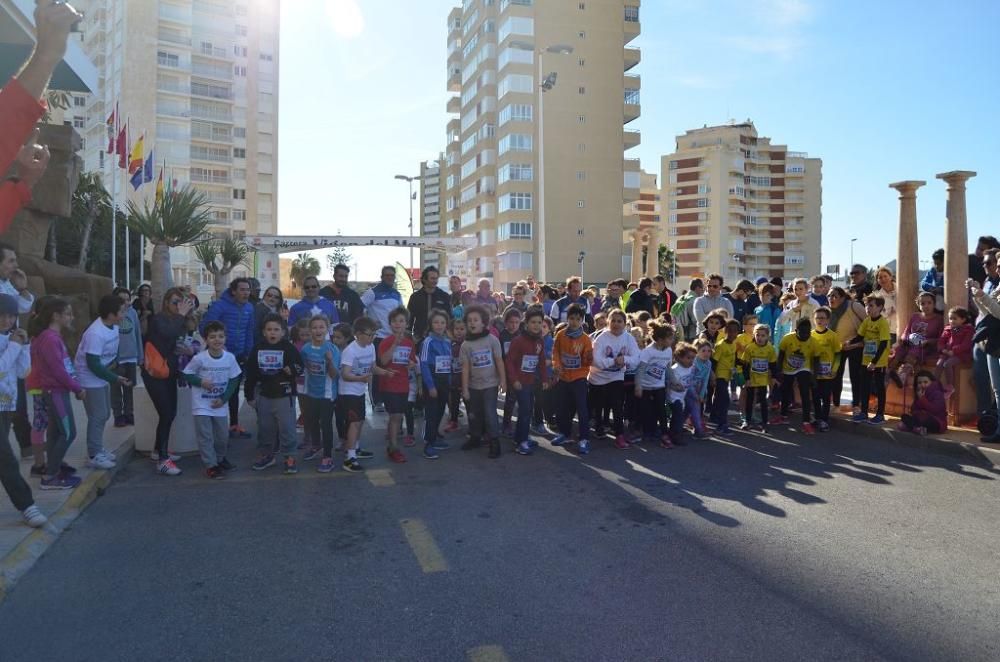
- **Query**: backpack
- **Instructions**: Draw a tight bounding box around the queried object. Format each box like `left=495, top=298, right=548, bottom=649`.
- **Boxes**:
left=670, top=292, right=693, bottom=320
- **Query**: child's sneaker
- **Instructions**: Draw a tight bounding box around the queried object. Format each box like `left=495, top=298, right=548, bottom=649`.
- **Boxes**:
left=423, top=445, right=440, bottom=460
left=252, top=454, right=276, bottom=471
left=402, top=435, right=416, bottom=447
left=342, top=457, right=364, bottom=472
left=739, top=421, right=752, bottom=431
left=550, top=434, right=567, bottom=446
left=578, top=440, right=590, bottom=455
left=355, top=449, right=375, bottom=460
left=317, top=457, right=335, bottom=473
left=157, top=459, right=182, bottom=476
left=302, top=447, right=321, bottom=461
left=867, top=415, right=885, bottom=425
left=284, top=457, right=298, bottom=474
left=206, top=466, right=225, bottom=480
left=431, top=440, right=451, bottom=451
left=914, top=426, right=928, bottom=436
left=87, top=453, right=115, bottom=470
left=802, top=422, right=817, bottom=435
left=529, top=423, right=548, bottom=436
left=39, top=472, right=81, bottom=490
left=149, top=451, right=181, bottom=463
left=817, top=420, right=830, bottom=432
left=613, top=435, right=629, bottom=450
left=516, top=441, right=533, bottom=455
left=851, top=412, right=867, bottom=423
left=444, top=421, right=459, bottom=433
left=387, top=449, right=407, bottom=464
left=21, top=505, right=47, bottom=528
left=659, top=436, right=675, bottom=449
left=770, top=415, right=788, bottom=425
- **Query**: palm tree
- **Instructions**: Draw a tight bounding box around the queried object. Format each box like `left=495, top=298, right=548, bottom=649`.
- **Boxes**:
left=73, top=172, right=112, bottom=271
left=125, top=185, right=213, bottom=304
left=290, top=252, right=321, bottom=290
left=194, top=236, right=252, bottom=299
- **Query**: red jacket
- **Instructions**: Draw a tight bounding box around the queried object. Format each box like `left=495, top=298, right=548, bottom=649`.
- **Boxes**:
left=912, top=381, right=948, bottom=433
left=0, top=78, right=46, bottom=233
left=505, top=332, right=548, bottom=386
left=937, top=323, right=974, bottom=363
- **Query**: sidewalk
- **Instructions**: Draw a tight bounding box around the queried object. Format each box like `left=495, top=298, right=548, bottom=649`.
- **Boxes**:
left=0, top=397, right=135, bottom=602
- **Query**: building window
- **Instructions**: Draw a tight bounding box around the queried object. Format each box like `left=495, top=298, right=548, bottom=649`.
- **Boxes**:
left=73, top=96, right=86, bottom=107
left=233, top=189, right=246, bottom=200
left=579, top=2, right=586, bottom=8
left=498, top=163, right=533, bottom=184
left=157, top=51, right=179, bottom=67
left=578, top=31, right=586, bottom=38
left=236, top=5, right=248, bottom=16
left=498, top=221, right=532, bottom=240
left=72, top=116, right=85, bottom=129
left=498, top=103, right=533, bottom=125
left=578, top=58, right=585, bottom=67
left=577, top=143, right=586, bottom=152
left=234, top=45, right=247, bottom=57
left=577, top=200, right=585, bottom=208
left=235, top=24, right=248, bottom=36
left=499, top=192, right=532, bottom=212
left=233, top=147, right=246, bottom=158
left=578, top=86, right=586, bottom=94
left=498, top=73, right=533, bottom=98
left=577, top=114, right=585, bottom=123
left=498, top=251, right=533, bottom=270
left=498, top=133, right=532, bottom=155
left=625, top=5, right=640, bottom=22
left=696, top=199, right=708, bottom=207
left=576, top=171, right=585, bottom=181
left=234, top=127, right=246, bottom=138
left=259, top=53, right=273, bottom=61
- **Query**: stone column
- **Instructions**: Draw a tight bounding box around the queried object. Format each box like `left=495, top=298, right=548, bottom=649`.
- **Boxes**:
left=889, top=180, right=925, bottom=331
left=936, top=171, right=977, bottom=311
left=630, top=230, right=642, bottom=282
left=645, top=231, right=658, bottom=279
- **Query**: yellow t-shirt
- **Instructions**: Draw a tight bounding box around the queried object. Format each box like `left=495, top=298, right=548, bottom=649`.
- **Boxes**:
left=735, top=331, right=754, bottom=357
left=741, top=342, right=777, bottom=388
left=779, top=332, right=816, bottom=374
left=713, top=338, right=738, bottom=380
left=858, top=316, right=891, bottom=368
left=810, top=328, right=842, bottom=380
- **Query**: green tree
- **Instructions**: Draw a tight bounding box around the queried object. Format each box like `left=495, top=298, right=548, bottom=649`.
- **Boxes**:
left=657, top=243, right=677, bottom=282
left=290, top=252, right=321, bottom=291
left=72, top=172, right=111, bottom=271
left=194, top=235, right=252, bottom=299
left=125, top=186, right=212, bottom=304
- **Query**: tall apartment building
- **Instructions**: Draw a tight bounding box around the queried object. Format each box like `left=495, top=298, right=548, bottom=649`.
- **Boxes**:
left=418, top=158, right=442, bottom=272
left=661, top=121, right=821, bottom=284
left=622, top=169, right=661, bottom=281
left=439, top=0, right=642, bottom=289
left=76, top=0, right=279, bottom=292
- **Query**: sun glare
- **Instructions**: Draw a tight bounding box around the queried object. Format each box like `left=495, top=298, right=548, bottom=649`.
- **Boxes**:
left=326, top=0, right=365, bottom=39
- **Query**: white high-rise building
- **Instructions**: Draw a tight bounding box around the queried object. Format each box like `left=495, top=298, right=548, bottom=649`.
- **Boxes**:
left=76, top=0, right=279, bottom=292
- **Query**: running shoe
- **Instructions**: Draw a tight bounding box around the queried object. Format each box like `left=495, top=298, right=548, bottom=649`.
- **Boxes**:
left=206, top=466, right=225, bottom=480
left=614, top=435, right=629, bottom=450
left=444, top=421, right=459, bottom=433
left=157, top=459, right=182, bottom=476
left=229, top=425, right=252, bottom=439
left=355, top=449, right=375, bottom=460
left=867, top=415, right=885, bottom=425
left=431, top=440, right=451, bottom=451
left=402, top=435, right=416, bottom=447
left=770, top=415, right=788, bottom=425
left=40, top=473, right=82, bottom=490
left=342, top=457, right=365, bottom=472
left=529, top=423, right=548, bottom=436
left=317, top=458, right=335, bottom=473
left=87, top=453, right=115, bottom=470
left=817, top=421, right=830, bottom=432
left=149, top=451, right=181, bottom=463
left=739, top=421, right=752, bottom=431
left=578, top=440, right=590, bottom=455
left=422, top=445, right=440, bottom=460
left=550, top=434, right=568, bottom=446
left=716, top=425, right=733, bottom=437
left=22, top=505, right=47, bottom=528
left=387, top=449, right=407, bottom=464
left=802, top=422, right=817, bottom=435
left=301, top=447, right=320, bottom=461
left=851, top=412, right=867, bottom=423
left=284, top=457, right=298, bottom=474
left=516, top=441, right=533, bottom=456
left=659, top=437, right=675, bottom=449
left=252, top=454, right=276, bottom=471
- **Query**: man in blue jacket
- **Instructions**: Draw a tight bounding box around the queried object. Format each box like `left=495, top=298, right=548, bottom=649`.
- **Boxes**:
left=361, top=266, right=403, bottom=409
left=201, top=277, right=255, bottom=438
left=289, top=276, right=340, bottom=328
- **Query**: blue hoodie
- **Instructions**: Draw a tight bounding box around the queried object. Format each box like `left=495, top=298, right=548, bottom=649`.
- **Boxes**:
left=420, top=332, right=452, bottom=388
left=755, top=302, right=781, bottom=339
left=201, top=289, right=255, bottom=359
left=361, top=282, right=403, bottom=339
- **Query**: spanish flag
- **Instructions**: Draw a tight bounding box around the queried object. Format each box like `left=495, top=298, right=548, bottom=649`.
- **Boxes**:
left=155, top=163, right=164, bottom=205
left=128, top=133, right=144, bottom=175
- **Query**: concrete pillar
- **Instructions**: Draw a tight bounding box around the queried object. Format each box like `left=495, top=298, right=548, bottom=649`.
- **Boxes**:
left=630, top=231, right=642, bottom=282
left=889, top=180, right=926, bottom=331
left=644, top=231, right=658, bottom=278
left=936, top=171, right=977, bottom=311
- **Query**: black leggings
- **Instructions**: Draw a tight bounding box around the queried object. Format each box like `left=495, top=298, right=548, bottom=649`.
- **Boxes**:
left=144, top=374, right=178, bottom=455
left=859, top=367, right=886, bottom=417
left=589, top=381, right=624, bottom=435
left=302, top=396, right=335, bottom=456
left=781, top=372, right=812, bottom=423
left=812, top=379, right=833, bottom=423
left=901, top=413, right=942, bottom=433
left=744, top=386, right=770, bottom=426
left=227, top=371, right=244, bottom=428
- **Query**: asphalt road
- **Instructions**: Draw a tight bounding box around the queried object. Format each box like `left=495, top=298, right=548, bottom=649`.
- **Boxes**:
left=1, top=411, right=999, bottom=662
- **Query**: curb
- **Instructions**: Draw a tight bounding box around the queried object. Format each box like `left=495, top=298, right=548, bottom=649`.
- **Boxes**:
left=828, top=413, right=1000, bottom=469
left=0, top=433, right=136, bottom=605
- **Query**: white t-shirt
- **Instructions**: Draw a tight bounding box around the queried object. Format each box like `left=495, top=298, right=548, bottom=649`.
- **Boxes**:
left=669, top=364, right=695, bottom=404
left=74, top=319, right=120, bottom=389
left=183, top=349, right=242, bottom=417
left=340, top=341, right=375, bottom=397
left=638, top=345, right=672, bottom=390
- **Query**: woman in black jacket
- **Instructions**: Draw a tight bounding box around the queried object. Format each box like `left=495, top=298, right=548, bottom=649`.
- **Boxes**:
left=143, top=287, right=193, bottom=474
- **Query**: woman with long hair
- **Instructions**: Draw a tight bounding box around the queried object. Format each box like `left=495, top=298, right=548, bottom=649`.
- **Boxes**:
left=873, top=266, right=898, bottom=344
left=254, top=285, right=286, bottom=346
left=143, top=287, right=193, bottom=475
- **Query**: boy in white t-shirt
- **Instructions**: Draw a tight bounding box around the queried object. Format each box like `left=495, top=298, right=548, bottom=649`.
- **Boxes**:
left=74, top=294, right=132, bottom=470
left=338, top=317, right=395, bottom=473
left=183, top=321, right=243, bottom=479
left=667, top=343, right=697, bottom=446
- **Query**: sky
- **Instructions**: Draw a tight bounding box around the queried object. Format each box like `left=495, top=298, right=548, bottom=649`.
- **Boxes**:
left=277, top=0, right=1000, bottom=282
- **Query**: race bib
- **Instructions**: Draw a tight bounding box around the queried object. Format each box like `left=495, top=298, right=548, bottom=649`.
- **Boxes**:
left=392, top=346, right=411, bottom=365
left=435, top=355, right=452, bottom=373
left=353, top=359, right=372, bottom=377
left=452, top=356, right=462, bottom=373
left=503, top=341, right=511, bottom=356
left=258, top=350, right=284, bottom=374
left=818, top=361, right=832, bottom=377
left=788, top=353, right=805, bottom=370
left=646, top=364, right=665, bottom=380
left=200, top=383, right=226, bottom=399
left=561, top=353, right=581, bottom=369
left=751, top=357, right=769, bottom=373
left=863, top=339, right=877, bottom=358
left=470, top=349, right=492, bottom=369
left=307, top=358, right=326, bottom=376
left=521, top=354, right=539, bottom=373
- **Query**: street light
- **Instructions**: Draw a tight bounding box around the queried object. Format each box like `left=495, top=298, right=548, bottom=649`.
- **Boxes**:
left=394, top=174, right=421, bottom=270
left=509, top=42, right=573, bottom=283
left=849, top=237, right=858, bottom=284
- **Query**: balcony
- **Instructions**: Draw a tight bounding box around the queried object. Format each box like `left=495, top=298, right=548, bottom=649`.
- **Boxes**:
left=157, top=56, right=189, bottom=71
left=190, top=147, right=232, bottom=164
left=190, top=106, right=233, bottom=123
left=191, top=172, right=231, bottom=185
left=624, top=82, right=641, bottom=124
left=192, top=62, right=233, bottom=81
left=624, top=47, right=641, bottom=72
left=158, top=31, right=191, bottom=46
left=156, top=104, right=190, bottom=119
left=448, top=66, right=461, bottom=92
left=624, top=6, right=640, bottom=45
left=447, top=95, right=461, bottom=114
left=624, top=129, right=641, bottom=150
left=190, top=84, right=234, bottom=101
left=159, top=4, right=192, bottom=25
left=193, top=42, right=232, bottom=61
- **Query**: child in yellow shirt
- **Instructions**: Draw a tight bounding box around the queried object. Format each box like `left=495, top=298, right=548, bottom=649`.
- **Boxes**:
left=739, top=324, right=778, bottom=432
left=853, top=295, right=891, bottom=424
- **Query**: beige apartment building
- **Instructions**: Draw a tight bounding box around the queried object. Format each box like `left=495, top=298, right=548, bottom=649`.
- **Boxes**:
left=661, top=121, right=822, bottom=284
left=76, top=0, right=279, bottom=294
left=438, top=0, right=642, bottom=289
left=623, top=169, right=662, bottom=281
left=418, top=158, right=442, bottom=273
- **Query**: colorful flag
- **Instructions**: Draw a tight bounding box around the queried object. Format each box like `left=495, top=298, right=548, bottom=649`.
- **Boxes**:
left=128, top=133, right=145, bottom=175
left=155, top=163, right=164, bottom=205
left=106, top=104, right=116, bottom=153
left=143, top=149, right=154, bottom=184
left=130, top=165, right=143, bottom=191
left=116, top=122, right=128, bottom=169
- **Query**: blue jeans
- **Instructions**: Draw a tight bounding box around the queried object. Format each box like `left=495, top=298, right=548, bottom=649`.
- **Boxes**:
left=423, top=378, right=449, bottom=445
left=557, top=379, right=589, bottom=440
left=514, top=385, right=535, bottom=444
left=974, top=344, right=999, bottom=413
left=685, top=390, right=705, bottom=434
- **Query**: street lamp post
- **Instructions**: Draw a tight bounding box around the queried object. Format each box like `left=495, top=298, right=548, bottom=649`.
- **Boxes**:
left=849, top=237, right=858, bottom=284
left=394, top=174, right=420, bottom=270
left=533, top=43, right=573, bottom=284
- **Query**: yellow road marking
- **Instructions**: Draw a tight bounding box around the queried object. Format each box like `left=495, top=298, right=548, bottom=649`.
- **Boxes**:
left=467, top=645, right=511, bottom=662
left=367, top=468, right=395, bottom=487
left=400, top=518, right=449, bottom=573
